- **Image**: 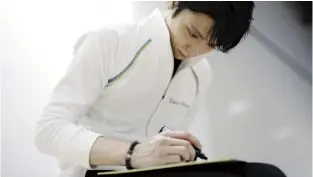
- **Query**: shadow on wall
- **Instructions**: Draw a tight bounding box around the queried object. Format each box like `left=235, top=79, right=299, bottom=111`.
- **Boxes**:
left=285, top=1, right=312, bottom=26
left=252, top=1, right=312, bottom=86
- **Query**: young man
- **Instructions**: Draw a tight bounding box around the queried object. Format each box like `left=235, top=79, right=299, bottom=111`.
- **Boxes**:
left=35, top=2, right=255, bottom=177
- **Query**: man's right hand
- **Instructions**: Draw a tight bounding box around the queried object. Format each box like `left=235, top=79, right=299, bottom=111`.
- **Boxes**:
left=130, top=131, right=202, bottom=169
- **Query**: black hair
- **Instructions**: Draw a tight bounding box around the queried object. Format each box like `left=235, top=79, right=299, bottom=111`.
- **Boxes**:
left=169, top=1, right=255, bottom=53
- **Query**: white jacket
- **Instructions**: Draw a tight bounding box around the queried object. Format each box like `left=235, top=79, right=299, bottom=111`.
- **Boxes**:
left=35, top=9, right=212, bottom=177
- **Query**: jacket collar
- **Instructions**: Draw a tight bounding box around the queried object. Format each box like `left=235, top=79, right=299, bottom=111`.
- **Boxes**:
left=137, top=8, right=205, bottom=71
left=136, top=8, right=171, bottom=53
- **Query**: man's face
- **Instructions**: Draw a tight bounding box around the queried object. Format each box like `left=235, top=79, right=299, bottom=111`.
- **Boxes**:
left=166, top=9, right=214, bottom=60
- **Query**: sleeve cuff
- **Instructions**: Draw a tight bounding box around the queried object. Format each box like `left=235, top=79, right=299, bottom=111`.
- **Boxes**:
left=69, top=131, right=102, bottom=169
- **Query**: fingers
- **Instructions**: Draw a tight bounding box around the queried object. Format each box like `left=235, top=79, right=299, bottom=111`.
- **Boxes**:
left=161, top=131, right=202, bottom=149
left=163, top=155, right=182, bottom=165
left=165, top=138, right=195, bottom=160
left=165, top=145, right=195, bottom=161
left=157, top=137, right=195, bottom=161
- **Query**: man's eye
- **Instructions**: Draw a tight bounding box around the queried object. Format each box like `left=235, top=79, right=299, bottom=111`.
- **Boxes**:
left=191, top=33, right=197, bottom=38
left=189, top=29, right=197, bottom=38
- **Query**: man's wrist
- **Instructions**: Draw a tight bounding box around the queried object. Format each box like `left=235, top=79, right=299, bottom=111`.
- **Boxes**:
left=116, top=141, right=132, bottom=166
left=90, top=137, right=131, bottom=166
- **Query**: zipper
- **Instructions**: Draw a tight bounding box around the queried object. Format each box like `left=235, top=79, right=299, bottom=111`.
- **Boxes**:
left=107, top=39, right=152, bottom=86
left=144, top=96, right=165, bottom=136
left=144, top=58, right=176, bottom=136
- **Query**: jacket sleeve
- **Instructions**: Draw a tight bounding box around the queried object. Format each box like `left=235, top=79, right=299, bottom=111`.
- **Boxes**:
left=34, top=30, right=118, bottom=169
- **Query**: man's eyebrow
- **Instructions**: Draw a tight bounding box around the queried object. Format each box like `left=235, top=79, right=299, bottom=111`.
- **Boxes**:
left=191, top=24, right=206, bottom=40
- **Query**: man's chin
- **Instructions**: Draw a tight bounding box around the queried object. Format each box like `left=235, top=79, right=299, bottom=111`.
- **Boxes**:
left=174, top=55, right=186, bottom=60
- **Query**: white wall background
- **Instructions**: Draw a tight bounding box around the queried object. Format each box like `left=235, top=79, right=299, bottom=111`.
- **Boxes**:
left=0, top=0, right=133, bottom=177
left=253, top=1, right=312, bottom=74
left=1, top=1, right=311, bottom=177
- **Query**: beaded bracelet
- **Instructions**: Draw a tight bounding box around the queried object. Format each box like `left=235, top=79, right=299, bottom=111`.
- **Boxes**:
left=125, top=140, right=140, bottom=170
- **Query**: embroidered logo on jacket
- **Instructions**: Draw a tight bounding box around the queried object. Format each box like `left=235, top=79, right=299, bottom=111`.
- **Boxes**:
left=169, top=98, right=190, bottom=108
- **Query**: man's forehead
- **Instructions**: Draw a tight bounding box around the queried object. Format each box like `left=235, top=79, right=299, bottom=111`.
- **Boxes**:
left=191, top=12, right=213, bottom=27
left=190, top=12, right=214, bottom=39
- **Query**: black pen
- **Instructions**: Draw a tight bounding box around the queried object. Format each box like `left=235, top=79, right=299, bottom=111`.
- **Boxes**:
left=159, top=125, right=208, bottom=161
